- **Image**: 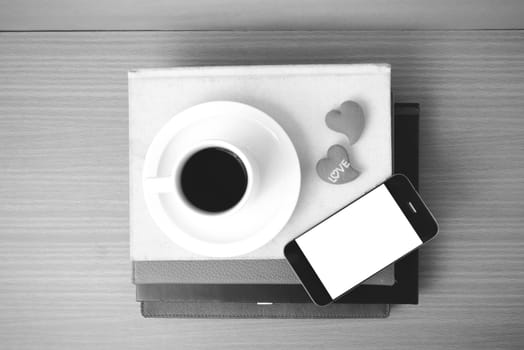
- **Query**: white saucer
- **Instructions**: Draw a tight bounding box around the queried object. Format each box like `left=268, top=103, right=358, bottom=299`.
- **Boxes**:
left=142, top=101, right=301, bottom=257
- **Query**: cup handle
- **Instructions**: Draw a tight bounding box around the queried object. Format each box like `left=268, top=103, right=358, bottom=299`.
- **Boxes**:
left=144, top=177, right=175, bottom=193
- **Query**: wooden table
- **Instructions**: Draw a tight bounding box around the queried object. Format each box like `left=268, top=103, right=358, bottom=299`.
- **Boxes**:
left=0, top=31, right=523, bottom=349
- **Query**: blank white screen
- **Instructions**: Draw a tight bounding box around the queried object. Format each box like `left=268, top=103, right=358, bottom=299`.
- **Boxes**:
left=296, top=185, right=422, bottom=299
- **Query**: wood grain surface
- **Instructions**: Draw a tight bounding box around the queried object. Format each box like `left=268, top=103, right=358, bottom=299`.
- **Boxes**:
left=1, top=0, right=524, bottom=31
left=0, top=31, right=523, bottom=349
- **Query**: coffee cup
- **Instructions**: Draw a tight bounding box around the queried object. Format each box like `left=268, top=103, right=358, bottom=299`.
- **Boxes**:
left=145, top=139, right=258, bottom=217
left=142, top=101, right=300, bottom=257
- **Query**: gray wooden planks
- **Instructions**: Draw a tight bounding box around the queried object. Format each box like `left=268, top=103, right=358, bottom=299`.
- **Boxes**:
left=1, top=0, right=524, bottom=30
left=0, top=30, right=523, bottom=349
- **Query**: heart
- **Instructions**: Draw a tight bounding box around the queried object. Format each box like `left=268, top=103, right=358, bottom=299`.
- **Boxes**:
left=316, top=145, right=359, bottom=184
left=326, top=100, right=365, bottom=145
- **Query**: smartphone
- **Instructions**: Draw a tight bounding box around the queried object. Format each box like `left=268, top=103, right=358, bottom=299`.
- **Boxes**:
left=284, top=174, right=438, bottom=306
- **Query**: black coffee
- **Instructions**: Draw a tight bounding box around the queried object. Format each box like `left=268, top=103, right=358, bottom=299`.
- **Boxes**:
left=180, top=147, right=248, bottom=213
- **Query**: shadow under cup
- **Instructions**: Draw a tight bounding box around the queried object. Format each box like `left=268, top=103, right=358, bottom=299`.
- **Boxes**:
left=179, top=147, right=249, bottom=213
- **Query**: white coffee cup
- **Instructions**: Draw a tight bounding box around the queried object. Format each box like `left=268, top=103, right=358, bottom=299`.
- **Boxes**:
left=145, top=138, right=258, bottom=217
left=143, top=101, right=300, bottom=257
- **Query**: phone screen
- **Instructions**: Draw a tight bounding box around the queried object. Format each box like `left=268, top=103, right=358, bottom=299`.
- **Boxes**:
left=295, top=184, right=422, bottom=300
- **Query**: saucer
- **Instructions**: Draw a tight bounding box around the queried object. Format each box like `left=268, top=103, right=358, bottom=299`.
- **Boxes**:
left=142, top=101, right=301, bottom=257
